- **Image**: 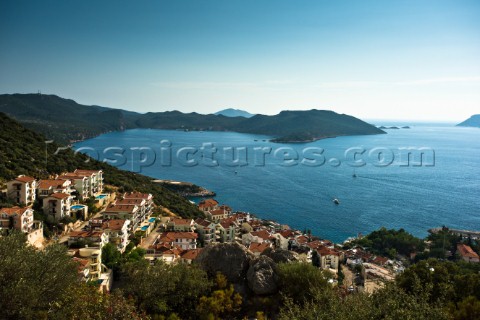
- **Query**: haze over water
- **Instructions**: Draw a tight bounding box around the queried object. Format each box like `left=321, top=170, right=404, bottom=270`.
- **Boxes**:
left=75, top=125, right=480, bottom=242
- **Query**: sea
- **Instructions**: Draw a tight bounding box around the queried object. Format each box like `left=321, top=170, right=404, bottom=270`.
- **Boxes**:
left=74, top=123, right=480, bottom=243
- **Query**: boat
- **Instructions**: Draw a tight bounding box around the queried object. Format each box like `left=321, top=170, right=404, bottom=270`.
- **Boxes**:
left=333, top=198, right=340, bottom=205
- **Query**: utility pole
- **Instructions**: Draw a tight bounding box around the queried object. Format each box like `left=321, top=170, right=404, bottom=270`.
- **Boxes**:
left=45, top=140, right=54, bottom=169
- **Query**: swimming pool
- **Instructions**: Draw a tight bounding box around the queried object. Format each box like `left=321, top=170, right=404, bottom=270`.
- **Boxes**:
left=141, top=225, right=149, bottom=231
left=148, top=217, right=156, bottom=223
left=71, top=205, right=86, bottom=210
left=95, top=194, right=107, bottom=200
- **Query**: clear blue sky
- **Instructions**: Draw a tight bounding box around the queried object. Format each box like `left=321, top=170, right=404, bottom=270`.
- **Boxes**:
left=1, top=0, right=479, bottom=121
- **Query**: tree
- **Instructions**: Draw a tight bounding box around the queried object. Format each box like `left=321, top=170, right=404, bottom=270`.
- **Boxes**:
left=0, top=232, right=79, bottom=319
left=0, top=232, right=146, bottom=319
left=102, top=242, right=122, bottom=276
left=449, top=296, right=480, bottom=320
left=196, top=273, right=242, bottom=320
left=50, top=286, right=148, bottom=320
left=278, top=283, right=449, bottom=320
left=353, top=227, right=425, bottom=258
left=120, top=260, right=211, bottom=318
left=277, top=262, right=330, bottom=304
left=396, top=258, right=480, bottom=304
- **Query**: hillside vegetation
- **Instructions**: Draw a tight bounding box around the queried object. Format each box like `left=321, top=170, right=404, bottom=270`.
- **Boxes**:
left=0, top=93, right=384, bottom=144
left=0, top=112, right=202, bottom=218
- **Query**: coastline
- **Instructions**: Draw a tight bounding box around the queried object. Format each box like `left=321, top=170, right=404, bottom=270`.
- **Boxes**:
left=153, top=179, right=216, bottom=197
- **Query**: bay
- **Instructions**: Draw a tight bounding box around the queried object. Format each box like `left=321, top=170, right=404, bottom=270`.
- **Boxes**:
left=74, top=125, right=480, bottom=243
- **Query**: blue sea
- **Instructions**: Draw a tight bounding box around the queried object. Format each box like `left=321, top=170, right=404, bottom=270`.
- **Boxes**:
left=74, top=124, right=480, bottom=243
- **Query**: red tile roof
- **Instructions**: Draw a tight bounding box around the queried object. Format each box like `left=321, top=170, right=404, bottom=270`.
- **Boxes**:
left=116, top=198, right=145, bottom=205
left=159, top=232, right=198, bottom=243
left=124, top=192, right=152, bottom=200
left=60, top=172, right=88, bottom=180
left=317, top=246, right=340, bottom=256
left=74, top=169, right=102, bottom=175
left=49, top=193, right=71, bottom=200
left=195, top=218, right=213, bottom=227
left=372, top=256, right=389, bottom=265
left=249, top=242, right=271, bottom=254
left=295, top=235, right=309, bottom=244
left=251, top=230, right=273, bottom=241
left=38, top=179, right=69, bottom=189
left=278, top=230, right=295, bottom=239
left=102, top=219, right=128, bottom=231
left=209, top=208, right=228, bottom=216
left=457, top=244, right=480, bottom=259
left=170, top=218, right=194, bottom=226
left=198, top=199, right=218, bottom=208
left=14, top=175, right=35, bottom=183
left=219, top=217, right=237, bottom=228
left=181, top=248, right=202, bottom=260
left=307, top=240, right=324, bottom=249
left=73, top=257, right=90, bottom=273
left=69, top=230, right=105, bottom=238
left=0, top=206, right=31, bottom=216
left=104, top=204, right=138, bottom=213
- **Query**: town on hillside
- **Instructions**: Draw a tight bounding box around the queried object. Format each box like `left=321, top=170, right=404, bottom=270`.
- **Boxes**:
left=1, top=169, right=479, bottom=294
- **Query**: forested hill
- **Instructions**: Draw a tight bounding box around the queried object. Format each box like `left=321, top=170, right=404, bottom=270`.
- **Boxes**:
left=0, top=112, right=202, bottom=218
left=0, top=93, right=384, bottom=144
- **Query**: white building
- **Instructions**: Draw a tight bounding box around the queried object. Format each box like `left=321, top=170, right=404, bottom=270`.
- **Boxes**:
left=0, top=207, right=44, bottom=248
left=43, top=192, right=73, bottom=220
left=6, top=175, right=36, bottom=205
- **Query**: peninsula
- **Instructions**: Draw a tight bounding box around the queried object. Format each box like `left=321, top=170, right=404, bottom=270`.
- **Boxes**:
left=0, top=93, right=385, bottom=144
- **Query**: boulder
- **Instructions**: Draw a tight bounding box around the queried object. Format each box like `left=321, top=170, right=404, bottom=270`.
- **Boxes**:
left=247, top=256, right=278, bottom=295
left=196, top=243, right=252, bottom=283
left=261, top=248, right=299, bottom=264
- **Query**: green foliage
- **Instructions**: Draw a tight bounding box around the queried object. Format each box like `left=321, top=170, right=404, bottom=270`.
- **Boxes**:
left=196, top=273, right=243, bottom=320
left=278, top=283, right=449, bottom=320
left=448, top=296, right=480, bottom=320
left=426, top=228, right=462, bottom=259
left=120, top=260, right=211, bottom=319
left=0, top=232, right=145, bottom=319
left=396, top=258, right=480, bottom=304
left=50, top=287, right=149, bottom=320
left=353, top=227, right=425, bottom=258
left=0, top=94, right=383, bottom=145
left=84, top=196, right=100, bottom=214
left=102, top=242, right=122, bottom=273
left=277, top=262, right=330, bottom=303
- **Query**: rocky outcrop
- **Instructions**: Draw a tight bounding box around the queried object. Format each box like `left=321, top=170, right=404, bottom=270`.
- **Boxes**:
left=261, top=248, right=299, bottom=264
left=247, top=256, right=278, bottom=295
left=196, top=243, right=253, bottom=283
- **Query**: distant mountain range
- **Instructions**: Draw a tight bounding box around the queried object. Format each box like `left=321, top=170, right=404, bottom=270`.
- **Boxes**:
left=214, top=108, right=255, bottom=118
left=457, top=115, right=480, bottom=128
left=0, top=93, right=385, bottom=144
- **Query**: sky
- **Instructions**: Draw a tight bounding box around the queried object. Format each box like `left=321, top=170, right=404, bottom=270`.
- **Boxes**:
left=0, top=0, right=479, bottom=121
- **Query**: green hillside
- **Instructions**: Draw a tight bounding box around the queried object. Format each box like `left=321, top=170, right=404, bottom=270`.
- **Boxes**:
left=0, top=112, right=202, bottom=218
left=0, top=93, right=384, bottom=144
